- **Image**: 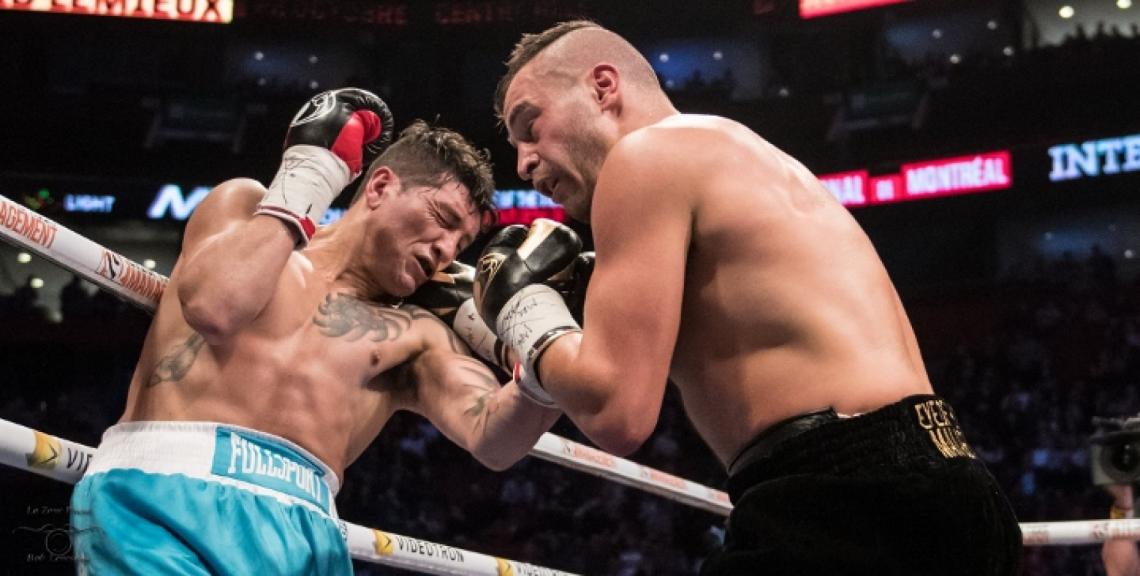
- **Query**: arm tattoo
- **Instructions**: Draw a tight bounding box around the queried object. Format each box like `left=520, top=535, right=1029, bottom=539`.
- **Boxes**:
left=460, top=361, right=500, bottom=435
left=401, top=303, right=462, bottom=353
left=314, top=293, right=413, bottom=342
left=445, top=326, right=464, bottom=354
left=405, top=305, right=465, bottom=353
left=148, top=333, right=205, bottom=387
left=406, top=307, right=436, bottom=321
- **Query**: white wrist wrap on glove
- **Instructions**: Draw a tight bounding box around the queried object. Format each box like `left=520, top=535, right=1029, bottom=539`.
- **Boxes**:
left=256, top=145, right=352, bottom=246
left=495, top=284, right=580, bottom=407
left=453, top=298, right=511, bottom=371
left=512, top=363, right=557, bottom=407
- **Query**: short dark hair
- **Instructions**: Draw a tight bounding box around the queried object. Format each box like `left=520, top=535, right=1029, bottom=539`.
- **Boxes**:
left=356, top=120, right=497, bottom=227
left=494, top=19, right=601, bottom=120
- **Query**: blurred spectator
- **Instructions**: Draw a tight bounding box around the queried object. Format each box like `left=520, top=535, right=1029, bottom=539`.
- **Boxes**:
left=6, top=274, right=49, bottom=322
left=59, top=274, right=93, bottom=322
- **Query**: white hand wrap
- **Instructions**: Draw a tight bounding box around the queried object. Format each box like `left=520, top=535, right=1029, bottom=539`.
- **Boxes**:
left=495, top=284, right=580, bottom=407
left=453, top=298, right=512, bottom=371
left=255, top=145, right=352, bottom=246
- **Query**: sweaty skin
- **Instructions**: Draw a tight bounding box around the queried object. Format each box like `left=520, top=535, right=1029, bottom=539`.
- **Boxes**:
left=504, top=44, right=931, bottom=465
left=120, top=176, right=559, bottom=480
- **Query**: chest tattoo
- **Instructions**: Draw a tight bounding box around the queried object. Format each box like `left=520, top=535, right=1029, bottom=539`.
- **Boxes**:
left=314, top=293, right=413, bottom=342
left=148, top=333, right=206, bottom=387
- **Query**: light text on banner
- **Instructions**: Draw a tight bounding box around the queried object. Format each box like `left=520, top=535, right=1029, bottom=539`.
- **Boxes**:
left=64, top=194, right=116, bottom=214
left=869, top=174, right=903, bottom=204
left=147, top=184, right=343, bottom=224
left=1047, top=133, right=1140, bottom=182
left=0, top=0, right=233, bottom=22
left=818, top=150, right=1012, bottom=208
left=900, top=151, right=1012, bottom=199
left=818, top=170, right=869, bottom=207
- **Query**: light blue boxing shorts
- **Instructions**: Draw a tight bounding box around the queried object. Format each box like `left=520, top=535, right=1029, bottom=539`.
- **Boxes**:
left=70, top=422, right=352, bottom=575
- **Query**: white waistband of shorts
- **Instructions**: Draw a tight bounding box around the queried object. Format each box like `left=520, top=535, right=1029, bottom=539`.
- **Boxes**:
left=89, top=421, right=341, bottom=517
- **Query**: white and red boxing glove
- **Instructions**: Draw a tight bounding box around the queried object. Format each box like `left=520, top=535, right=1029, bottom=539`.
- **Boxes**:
left=256, top=88, right=394, bottom=246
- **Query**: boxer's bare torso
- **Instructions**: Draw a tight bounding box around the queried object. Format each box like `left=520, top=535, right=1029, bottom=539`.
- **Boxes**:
left=121, top=179, right=546, bottom=478
left=502, top=49, right=928, bottom=464
left=541, top=114, right=932, bottom=466
left=123, top=260, right=442, bottom=479
left=654, top=115, right=932, bottom=465
left=497, top=24, right=1020, bottom=573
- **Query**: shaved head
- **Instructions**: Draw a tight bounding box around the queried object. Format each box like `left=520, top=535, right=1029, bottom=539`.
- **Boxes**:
left=494, top=20, right=660, bottom=121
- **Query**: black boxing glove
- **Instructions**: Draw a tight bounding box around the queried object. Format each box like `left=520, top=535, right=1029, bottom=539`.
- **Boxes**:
left=406, top=261, right=473, bottom=325
left=474, top=219, right=582, bottom=406
left=546, top=251, right=593, bottom=326
left=256, top=88, right=395, bottom=246
left=406, top=262, right=511, bottom=371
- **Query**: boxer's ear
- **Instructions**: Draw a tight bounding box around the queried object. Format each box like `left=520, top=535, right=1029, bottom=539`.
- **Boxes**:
left=590, top=64, right=620, bottom=110
left=363, top=166, right=399, bottom=209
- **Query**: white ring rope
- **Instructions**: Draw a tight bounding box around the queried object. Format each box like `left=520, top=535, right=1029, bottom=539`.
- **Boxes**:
left=0, top=194, right=167, bottom=311
left=0, top=192, right=733, bottom=516
left=4, top=418, right=1139, bottom=553
left=1, top=193, right=1131, bottom=549
left=0, top=418, right=576, bottom=575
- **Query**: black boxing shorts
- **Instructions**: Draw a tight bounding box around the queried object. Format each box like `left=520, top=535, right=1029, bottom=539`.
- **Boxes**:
left=700, top=395, right=1022, bottom=576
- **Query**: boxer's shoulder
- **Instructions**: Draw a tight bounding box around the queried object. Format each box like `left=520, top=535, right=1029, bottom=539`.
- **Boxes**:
left=595, top=123, right=706, bottom=213
left=179, top=178, right=267, bottom=249
left=198, top=178, right=267, bottom=216
left=615, top=116, right=739, bottom=174
left=636, top=113, right=741, bottom=142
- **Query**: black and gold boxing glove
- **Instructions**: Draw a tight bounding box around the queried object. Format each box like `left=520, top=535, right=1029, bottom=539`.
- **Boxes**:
left=406, top=262, right=511, bottom=371
left=546, top=251, right=593, bottom=326
left=473, top=219, right=582, bottom=406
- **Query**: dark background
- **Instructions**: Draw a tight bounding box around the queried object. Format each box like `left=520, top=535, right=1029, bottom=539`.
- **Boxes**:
left=1, top=0, right=1139, bottom=573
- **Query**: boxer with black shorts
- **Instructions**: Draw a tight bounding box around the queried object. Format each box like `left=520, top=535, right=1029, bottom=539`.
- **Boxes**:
left=478, top=20, right=1022, bottom=575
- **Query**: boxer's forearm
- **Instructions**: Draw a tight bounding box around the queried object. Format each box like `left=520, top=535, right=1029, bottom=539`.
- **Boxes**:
left=177, top=215, right=296, bottom=342
left=469, top=384, right=562, bottom=470
left=537, top=333, right=658, bottom=457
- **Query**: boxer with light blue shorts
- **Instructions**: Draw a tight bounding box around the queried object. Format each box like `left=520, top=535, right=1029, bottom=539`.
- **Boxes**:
left=69, top=89, right=565, bottom=573
left=72, top=423, right=347, bottom=575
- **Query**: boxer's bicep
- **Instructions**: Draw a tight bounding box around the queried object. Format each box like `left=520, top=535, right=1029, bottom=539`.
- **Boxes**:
left=554, top=139, right=692, bottom=449
left=180, top=178, right=265, bottom=258
left=174, top=178, right=296, bottom=342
